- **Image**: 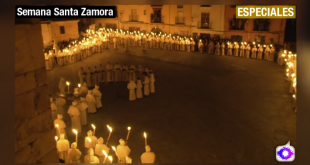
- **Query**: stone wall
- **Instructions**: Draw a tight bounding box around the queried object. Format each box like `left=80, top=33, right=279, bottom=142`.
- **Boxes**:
left=15, top=23, right=54, bottom=163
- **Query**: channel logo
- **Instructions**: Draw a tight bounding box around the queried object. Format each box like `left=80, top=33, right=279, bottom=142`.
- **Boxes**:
left=276, top=141, right=295, bottom=162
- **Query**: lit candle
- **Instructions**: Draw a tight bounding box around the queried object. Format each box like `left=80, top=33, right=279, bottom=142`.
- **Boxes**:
left=292, top=94, right=296, bottom=98
left=126, top=127, right=131, bottom=143
left=103, top=150, right=108, bottom=163
left=73, top=129, right=78, bottom=144
left=91, top=124, right=96, bottom=136
left=55, top=124, right=61, bottom=137
left=108, top=156, right=113, bottom=163
left=66, top=81, right=70, bottom=92
left=55, top=136, right=58, bottom=147
left=106, top=125, right=113, bottom=145
left=112, top=146, right=118, bottom=158
left=144, top=132, right=147, bottom=146
left=78, top=83, right=81, bottom=88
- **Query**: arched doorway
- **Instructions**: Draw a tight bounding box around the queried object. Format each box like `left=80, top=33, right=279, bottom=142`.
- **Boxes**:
left=151, top=27, right=162, bottom=34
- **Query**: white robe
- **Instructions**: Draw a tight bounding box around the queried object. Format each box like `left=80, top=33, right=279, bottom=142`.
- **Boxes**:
left=127, top=82, right=137, bottom=101
left=143, top=77, right=150, bottom=96
left=67, top=105, right=82, bottom=133
left=54, top=118, right=67, bottom=138
left=68, top=148, right=81, bottom=163
left=116, top=145, right=131, bottom=163
left=86, top=94, right=97, bottom=113
left=80, top=86, right=88, bottom=96
left=55, top=98, right=66, bottom=120
left=106, top=64, right=113, bottom=82
left=95, top=144, right=110, bottom=163
left=77, top=101, right=88, bottom=125
left=92, top=88, right=102, bottom=108
left=136, top=80, right=143, bottom=99
left=59, top=80, right=66, bottom=94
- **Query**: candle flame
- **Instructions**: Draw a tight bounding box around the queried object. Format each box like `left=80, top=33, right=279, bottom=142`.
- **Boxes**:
left=55, top=124, right=59, bottom=128
left=127, top=127, right=131, bottom=130
left=144, top=132, right=147, bottom=138
left=293, top=82, right=296, bottom=87
left=293, top=94, right=295, bottom=98
left=286, top=73, right=289, bottom=77
left=108, top=156, right=112, bottom=162
left=78, top=83, right=81, bottom=88
left=102, top=150, right=107, bottom=157
left=66, top=81, right=70, bottom=85
left=87, top=137, right=92, bottom=142
left=291, top=73, right=295, bottom=77
left=112, top=146, right=116, bottom=151
left=72, top=129, right=77, bottom=134
left=107, top=125, right=112, bottom=132
left=55, top=136, right=58, bottom=140
left=91, top=124, right=96, bottom=129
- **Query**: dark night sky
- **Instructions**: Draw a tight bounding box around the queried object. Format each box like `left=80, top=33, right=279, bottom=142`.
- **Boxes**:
left=284, top=19, right=296, bottom=43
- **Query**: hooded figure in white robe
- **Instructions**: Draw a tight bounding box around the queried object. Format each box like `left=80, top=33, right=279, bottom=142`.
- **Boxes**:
left=136, top=79, right=143, bottom=99
left=80, top=82, right=88, bottom=96
left=121, top=64, right=129, bottom=82
left=57, top=134, right=70, bottom=163
left=252, top=46, right=257, bottom=58
left=141, top=145, right=155, bottom=163
left=149, top=73, right=155, bottom=93
left=198, top=40, right=203, bottom=53
left=50, top=97, right=58, bottom=120
left=143, top=75, right=150, bottom=96
left=221, top=42, right=225, bottom=55
left=95, top=137, right=110, bottom=163
left=92, top=85, right=102, bottom=108
left=114, top=62, right=122, bottom=82
left=106, top=62, right=114, bottom=82
left=86, top=90, right=96, bottom=113
left=116, top=139, right=131, bottom=163
left=215, top=42, right=220, bottom=55
left=59, top=77, right=66, bottom=94
left=127, top=80, right=137, bottom=101
left=84, top=148, right=100, bottom=163
left=86, top=67, right=92, bottom=88
left=67, top=101, right=82, bottom=133
left=129, top=64, right=137, bottom=81
left=85, top=130, right=98, bottom=151
left=68, top=142, right=81, bottom=163
left=257, top=46, right=263, bottom=59
left=54, top=114, right=67, bottom=138
left=77, top=97, right=88, bottom=126
left=78, top=67, right=85, bottom=85
left=55, top=97, right=66, bottom=120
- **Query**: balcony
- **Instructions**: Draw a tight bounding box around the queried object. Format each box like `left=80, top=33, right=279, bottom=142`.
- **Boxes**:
left=151, top=15, right=164, bottom=23
left=253, top=19, right=270, bottom=31
left=197, top=21, right=211, bottom=29
left=175, top=17, right=185, bottom=24
left=129, top=15, right=139, bottom=22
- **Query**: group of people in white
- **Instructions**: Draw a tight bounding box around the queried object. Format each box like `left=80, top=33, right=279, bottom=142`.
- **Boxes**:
left=77, top=62, right=155, bottom=101
left=52, top=82, right=155, bottom=163
left=54, top=113, right=155, bottom=163
left=199, top=41, right=277, bottom=61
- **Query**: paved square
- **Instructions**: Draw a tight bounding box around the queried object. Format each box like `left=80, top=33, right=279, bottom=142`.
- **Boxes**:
left=46, top=46, right=296, bottom=163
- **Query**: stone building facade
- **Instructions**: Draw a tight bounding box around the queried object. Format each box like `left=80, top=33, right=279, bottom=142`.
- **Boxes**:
left=15, top=19, right=54, bottom=163
left=95, top=5, right=225, bottom=38
left=223, top=5, right=286, bottom=44
left=41, top=19, right=80, bottom=48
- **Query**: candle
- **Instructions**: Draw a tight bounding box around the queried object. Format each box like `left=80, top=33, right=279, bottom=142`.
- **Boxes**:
left=78, top=83, right=81, bottom=88
left=108, top=156, right=113, bottom=163
left=91, top=124, right=96, bottom=136
left=55, top=124, right=60, bottom=137
left=112, top=146, right=118, bottom=158
left=103, top=150, right=108, bottom=163
left=55, top=136, right=58, bottom=147
left=126, top=127, right=131, bottom=143
left=106, top=125, right=113, bottom=145
left=66, top=81, right=70, bottom=92
left=144, top=132, right=147, bottom=146
left=73, top=129, right=78, bottom=144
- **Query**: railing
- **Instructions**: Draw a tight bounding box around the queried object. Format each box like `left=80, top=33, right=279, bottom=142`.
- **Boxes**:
left=175, top=17, right=185, bottom=24
left=129, top=15, right=139, bottom=22
left=151, top=15, right=164, bottom=23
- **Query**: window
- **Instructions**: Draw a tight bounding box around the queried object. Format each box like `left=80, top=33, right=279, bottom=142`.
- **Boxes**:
left=131, top=9, right=138, bottom=21
left=177, top=5, right=183, bottom=8
left=59, top=26, right=65, bottom=34
left=201, top=5, right=211, bottom=7
left=201, top=13, right=210, bottom=28
left=144, top=10, right=146, bottom=15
